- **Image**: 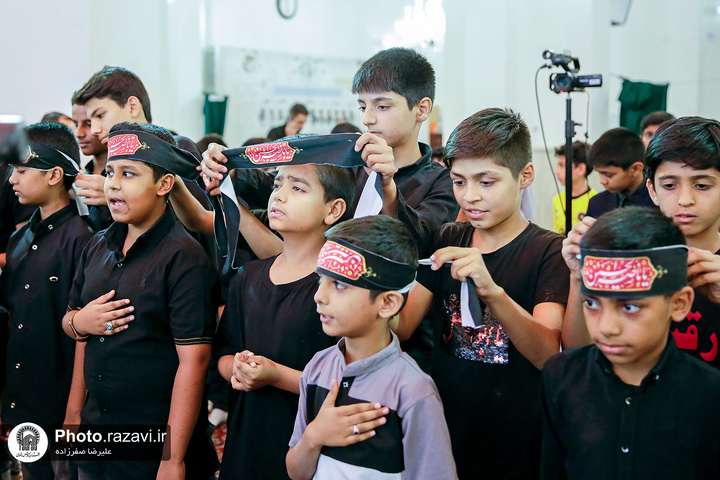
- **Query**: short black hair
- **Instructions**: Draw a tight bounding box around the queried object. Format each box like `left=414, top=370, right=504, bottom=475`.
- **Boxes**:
left=646, top=116, right=720, bottom=183
left=331, top=123, right=361, bottom=134
left=554, top=141, right=593, bottom=176
left=444, top=108, right=531, bottom=178
left=72, top=66, right=152, bottom=123
left=108, top=121, right=174, bottom=182
left=289, top=104, right=308, bottom=119
left=587, top=127, right=645, bottom=170
left=640, top=111, right=676, bottom=133
left=352, top=47, right=435, bottom=109
left=580, top=206, right=685, bottom=251
left=197, top=133, right=226, bottom=152
left=325, top=215, right=419, bottom=300
left=313, top=164, right=356, bottom=207
left=40, top=111, right=71, bottom=124
left=25, top=122, right=81, bottom=191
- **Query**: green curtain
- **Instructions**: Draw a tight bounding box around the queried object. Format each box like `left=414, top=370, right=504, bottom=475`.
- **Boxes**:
left=618, top=80, right=668, bottom=134
left=204, top=93, right=228, bottom=136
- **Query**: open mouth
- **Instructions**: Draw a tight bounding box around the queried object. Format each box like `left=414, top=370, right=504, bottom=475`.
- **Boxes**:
left=108, top=197, right=126, bottom=209
left=675, top=213, right=697, bottom=224
left=269, top=206, right=285, bottom=217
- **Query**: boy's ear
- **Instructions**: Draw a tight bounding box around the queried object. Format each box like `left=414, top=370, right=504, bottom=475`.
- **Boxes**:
left=414, top=97, right=432, bottom=123
left=323, top=198, right=347, bottom=226
left=670, top=286, right=695, bottom=323
left=574, top=162, right=587, bottom=177
left=629, top=161, right=645, bottom=177
left=519, top=162, right=534, bottom=189
left=646, top=178, right=660, bottom=206
left=377, top=291, right=405, bottom=319
left=156, top=173, right=175, bottom=197
left=46, top=167, right=64, bottom=186
left=125, top=96, right=145, bottom=121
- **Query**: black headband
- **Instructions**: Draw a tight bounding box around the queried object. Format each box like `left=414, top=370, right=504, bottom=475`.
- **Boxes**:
left=580, top=245, right=688, bottom=298
left=316, top=238, right=416, bottom=292
left=107, top=130, right=201, bottom=179
left=212, top=134, right=382, bottom=283
left=12, top=143, right=82, bottom=175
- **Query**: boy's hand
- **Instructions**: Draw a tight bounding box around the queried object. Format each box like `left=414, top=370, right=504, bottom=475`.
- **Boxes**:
left=230, top=351, right=279, bottom=391
left=200, top=143, right=229, bottom=196
left=74, top=173, right=108, bottom=206
left=430, top=247, right=501, bottom=299
left=355, top=133, right=397, bottom=188
left=304, top=379, right=388, bottom=449
left=156, top=459, right=184, bottom=480
left=688, top=247, right=720, bottom=305
left=562, top=216, right=596, bottom=280
left=73, top=290, right=134, bottom=336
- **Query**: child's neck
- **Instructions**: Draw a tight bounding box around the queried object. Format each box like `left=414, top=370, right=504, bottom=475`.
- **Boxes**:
left=570, top=178, right=589, bottom=197
left=269, top=231, right=326, bottom=285
left=91, top=153, right=108, bottom=175
left=38, top=191, right=70, bottom=220
left=391, top=133, right=422, bottom=170
left=611, top=337, right=667, bottom=387
left=472, top=207, right=528, bottom=253
left=685, top=225, right=720, bottom=253
left=623, top=174, right=645, bottom=196
left=343, top=328, right=392, bottom=365
left=123, top=205, right=167, bottom=255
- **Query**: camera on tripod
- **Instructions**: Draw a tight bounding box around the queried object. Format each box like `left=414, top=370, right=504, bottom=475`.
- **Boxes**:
left=543, top=50, right=603, bottom=94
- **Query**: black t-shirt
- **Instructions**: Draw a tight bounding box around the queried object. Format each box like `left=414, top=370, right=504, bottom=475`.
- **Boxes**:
left=417, top=221, right=569, bottom=480
left=0, top=164, right=35, bottom=253
left=267, top=124, right=287, bottom=141
left=68, top=208, right=217, bottom=425
left=0, top=204, right=93, bottom=426
left=542, top=340, right=720, bottom=480
left=672, top=248, right=720, bottom=370
left=214, top=256, right=335, bottom=480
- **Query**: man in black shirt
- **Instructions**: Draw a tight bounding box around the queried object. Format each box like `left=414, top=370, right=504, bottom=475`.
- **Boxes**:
left=542, top=207, right=720, bottom=479
left=585, top=127, right=655, bottom=219
left=266, top=103, right=308, bottom=141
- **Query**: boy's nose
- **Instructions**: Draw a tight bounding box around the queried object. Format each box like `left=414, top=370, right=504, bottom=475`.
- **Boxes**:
left=313, top=281, right=327, bottom=305
left=362, top=110, right=375, bottom=126
left=597, top=312, right=621, bottom=337
left=677, top=187, right=695, bottom=207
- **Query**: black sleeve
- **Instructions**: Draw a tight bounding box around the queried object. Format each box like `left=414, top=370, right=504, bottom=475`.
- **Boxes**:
left=535, top=234, right=570, bottom=306
left=540, top=359, right=568, bottom=480
left=67, top=239, right=92, bottom=311
left=167, top=252, right=218, bottom=345
left=395, top=170, right=459, bottom=257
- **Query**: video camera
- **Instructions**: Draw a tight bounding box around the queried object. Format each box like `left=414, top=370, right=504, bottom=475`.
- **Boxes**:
left=542, top=50, right=602, bottom=94
left=0, top=116, right=27, bottom=165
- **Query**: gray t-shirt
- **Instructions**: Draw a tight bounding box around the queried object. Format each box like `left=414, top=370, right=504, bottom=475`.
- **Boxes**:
left=290, top=332, right=458, bottom=479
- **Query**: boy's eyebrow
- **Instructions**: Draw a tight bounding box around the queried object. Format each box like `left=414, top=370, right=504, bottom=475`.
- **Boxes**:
left=88, top=106, right=103, bottom=118
left=359, top=95, right=395, bottom=104
left=287, top=175, right=311, bottom=186
left=451, top=170, right=502, bottom=179
left=657, top=173, right=718, bottom=181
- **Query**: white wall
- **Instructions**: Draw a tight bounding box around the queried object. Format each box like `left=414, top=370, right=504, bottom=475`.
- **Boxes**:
left=2, top=0, right=718, bottom=229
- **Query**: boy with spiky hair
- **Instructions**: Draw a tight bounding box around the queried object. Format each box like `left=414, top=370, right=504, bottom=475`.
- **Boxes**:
left=542, top=206, right=720, bottom=479
left=585, top=127, right=655, bottom=219
left=395, top=108, right=569, bottom=479
left=62, top=121, right=218, bottom=480
left=0, top=122, right=93, bottom=480
left=287, top=215, right=457, bottom=480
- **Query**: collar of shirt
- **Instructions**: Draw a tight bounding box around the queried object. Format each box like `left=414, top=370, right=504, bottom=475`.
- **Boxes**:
left=395, top=143, right=432, bottom=175
left=618, top=178, right=649, bottom=206
left=334, top=331, right=402, bottom=377
left=594, top=334, right=678, bottom=391
left=104, top=207, right=177, bottom=260
left=27, top=203, right=77, bottom=239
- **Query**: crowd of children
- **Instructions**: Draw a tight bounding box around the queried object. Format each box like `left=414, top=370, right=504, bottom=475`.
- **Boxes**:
left=1, top=45, right=720, bottom=480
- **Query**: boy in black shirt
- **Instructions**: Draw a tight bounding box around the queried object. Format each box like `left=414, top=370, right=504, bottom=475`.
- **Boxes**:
left=395, top=108, right=569, bottom=479
left=62, top=122, right=217, bottom=480
left=542, top=207, right=720, bottom=479
left=213, top=141, right=357, bottom=479
left=0, top=122, right=94, bottom=480
left=585, top=127, right=655, bottom=218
